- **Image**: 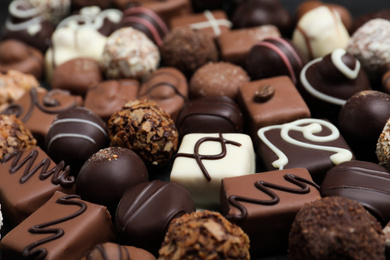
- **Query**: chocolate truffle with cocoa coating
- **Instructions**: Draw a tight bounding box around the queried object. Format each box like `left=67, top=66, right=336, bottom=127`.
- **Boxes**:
left=288, top=196, right=385, bottom=260
left=76, top=146, right=148, bottom=215
left=160, top=26, right=218, bottom=78
left=159, top=210, right=250, bottom=260
left=190, top=62, right=249, bottom=101
left=108, top=99, right=178, bottom=167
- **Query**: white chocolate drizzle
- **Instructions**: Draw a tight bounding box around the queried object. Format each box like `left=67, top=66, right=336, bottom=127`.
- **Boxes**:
left=331, top=48, right=360, bottom=79
left=257, top=118, right=353, bottom=170
left=190, top=10, right=232, bottom=36
left=300, top=57, right=347, bottom=106
left=6, top=0, right=45, bottom=35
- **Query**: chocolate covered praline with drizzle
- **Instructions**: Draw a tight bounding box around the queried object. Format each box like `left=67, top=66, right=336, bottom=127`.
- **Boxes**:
left=298, top=48, right=371, bottom=122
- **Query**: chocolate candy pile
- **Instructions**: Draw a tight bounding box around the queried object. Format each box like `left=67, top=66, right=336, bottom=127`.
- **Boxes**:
left=1, top=0, right=390, bottom=259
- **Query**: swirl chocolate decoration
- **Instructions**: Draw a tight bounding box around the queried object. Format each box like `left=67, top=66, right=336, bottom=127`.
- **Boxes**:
left=22, top=194, right=87, bottom=259
left=227, top=173, right=320, bottom=220
left=2, top=149, right=74, bottom=187
left=175, top=133, right=241, bottom=181
left=258, top=118, right=353, bottom=169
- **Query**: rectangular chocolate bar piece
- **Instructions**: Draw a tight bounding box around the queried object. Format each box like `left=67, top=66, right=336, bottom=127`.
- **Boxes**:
left=220, top=168, right=321, bottom=256
left=0, top=147, right=75, bottom=226
left=218, top=25, right=281, bottom=67
left=1, top=191, right=115, bottom=260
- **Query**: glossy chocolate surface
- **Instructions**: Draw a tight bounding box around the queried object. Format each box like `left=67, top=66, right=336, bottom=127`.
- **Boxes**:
left=220, top=168, right=321, bottom=256
left=0, top=147, right=75, bottom=226
left=81, top=242, right=156, bottom=260
left=176, top=96, right=244, bottom=136
left=45, top=107, right=108, bottom=176
left=76, top=147, right=148, bottom=215
left=115, top=180, right=195, bottom=255
left=321, top=160, right=390, bottom=225
left=1, top=191, right=115, bottom=260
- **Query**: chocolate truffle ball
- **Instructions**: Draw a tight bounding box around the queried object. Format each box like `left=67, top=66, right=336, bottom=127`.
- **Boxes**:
left=288, top=196, right=385, bottom=260
left=382, top=70, right=390, bottom=94
left=0, top=39, right=44, bottom=80
left=377, top=118, right=390, bottom=170
left=76, top=146, right=148, bottom=215
left=45, top=106, right=108, bottom=175
left=108, top=99, right=178, bottom=167
left=159, top=210, right=250, bottom=260
left=351, top=9, right=390, bottom=34
left=160, top=26, right=218, bottom=78
left=100, top=27, right=160, bottom=80
left=338, top=90, right=390, bottom=162
left=298, top=48, right=371, bottom=122
left=52, top=58, right=103, bottom=96
left=231, top=0, right=294, bottom=37
left=0, top=114, right=36, bottom=160
left=81, top=242, right=156, bottom=260
left=115, top=180, right=196, bottom=255
left=347, top=19, right=390, bottom=84
left=246, top=37, right=307, bottom=84
left=189, top=62, right=249, bottom=101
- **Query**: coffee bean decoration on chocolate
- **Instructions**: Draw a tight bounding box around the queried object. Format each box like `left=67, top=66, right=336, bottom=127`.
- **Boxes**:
left=45, top=106, right=108, bottom=176
left=254, top=84, right=275, bottom=102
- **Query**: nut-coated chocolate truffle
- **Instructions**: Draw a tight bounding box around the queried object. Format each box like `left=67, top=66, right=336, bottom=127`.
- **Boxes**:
left=160, top=26, right=218, bottom=78
left=115, top=180, right=196, bottom=255
left=158, top=210, right=250, bottom=260
left=288, top=196, right=385, bottom=260
left=108, top=99, right=179, bottom=167
left=0, top=114, right=36, bottom=160
left=76, top=146, right=148, bottom=215
left=45, top=106, right=108, bottom=175
left=377, top=118, right=390, bottom=170
left=338, top=90, right=390, bottom=162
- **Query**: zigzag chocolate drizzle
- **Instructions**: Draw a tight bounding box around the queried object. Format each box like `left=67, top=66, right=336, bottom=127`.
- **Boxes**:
left=22, top=194, right=87, bottom=259
left=227, top=174, right=319, bottom=220
left=175, top=133, right=241, bottom=181
left=2, top=149, right=74, bottom=187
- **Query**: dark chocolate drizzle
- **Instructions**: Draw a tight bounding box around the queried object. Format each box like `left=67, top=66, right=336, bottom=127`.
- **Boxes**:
left=2, top=149, right=74, bottom=187
left=175, top=133, right=241, bottom=181
left=138, top=71, right=187, bottom=102
left=227, top=173, right=320, bottom=220
left=1, top=88, right=77, bottom=123
left=22, top=194, right=87, bottom=259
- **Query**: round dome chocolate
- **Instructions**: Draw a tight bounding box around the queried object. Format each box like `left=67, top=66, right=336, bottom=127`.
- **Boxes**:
left=45, top=106, right=108, bottom=175
left=76, top=146, right=148, bottom=215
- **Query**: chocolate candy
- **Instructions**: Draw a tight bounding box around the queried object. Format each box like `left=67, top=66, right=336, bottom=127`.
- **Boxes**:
left=120, top=6, right=169, bottom=47
left=257, top=118, right=354, bottom=184
left=338, top=90, right=390, bottom=162
left=377, top=118, right=390, bottom=170
left=218, top=25, right=281, bottom=67
left=51, top=58, right=103, bottom=96
left=84, top=79, right=139, bottom=122
left=298, top=48, right=371, bottom=122
left=159, top=210, right=250, bottom=259
left=45, top=107, right=108, bottom=176
left=71, top=0, right=113, bottom=10
left=0, top=114, right=36, bottom=161
left=220, top=168, right=320, bottom=256
left=115, top=180, right=196, bottom=255
left=189, top=61, right=249, bottom=101
left=160, top=26, right=218, bottom=78
left=82, top=242, right=156, bottom=260
left=0, top=147, right=75, bottom=226
left=321, top=160, right=390, bottom=226
left=175, top=96, right=244, bottom=137
left=238, top=76, right=311, bottom=139
left=1, top=191, right=115, bottom=260
left=100, top=27, right=160, bottom=81
left=246, top=37, right=308, bottom=84
left=0, top=39, right=43, bottom=79
left=170, top=133, right=256, bottom=209
left=288, top=196, right=385, bottom=260
left=292, top=6, right=350, bottom=60
left=170, top=10, right=232, bottom=39
left=108, top=99, right=178, bottom=167
left=231, top=0, right=294, bottom=37
left=138, top=67, right=188, bottom=122
left=1, top=88, right=83, bottom=146
left=76, top=147, right=148, bottom=215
